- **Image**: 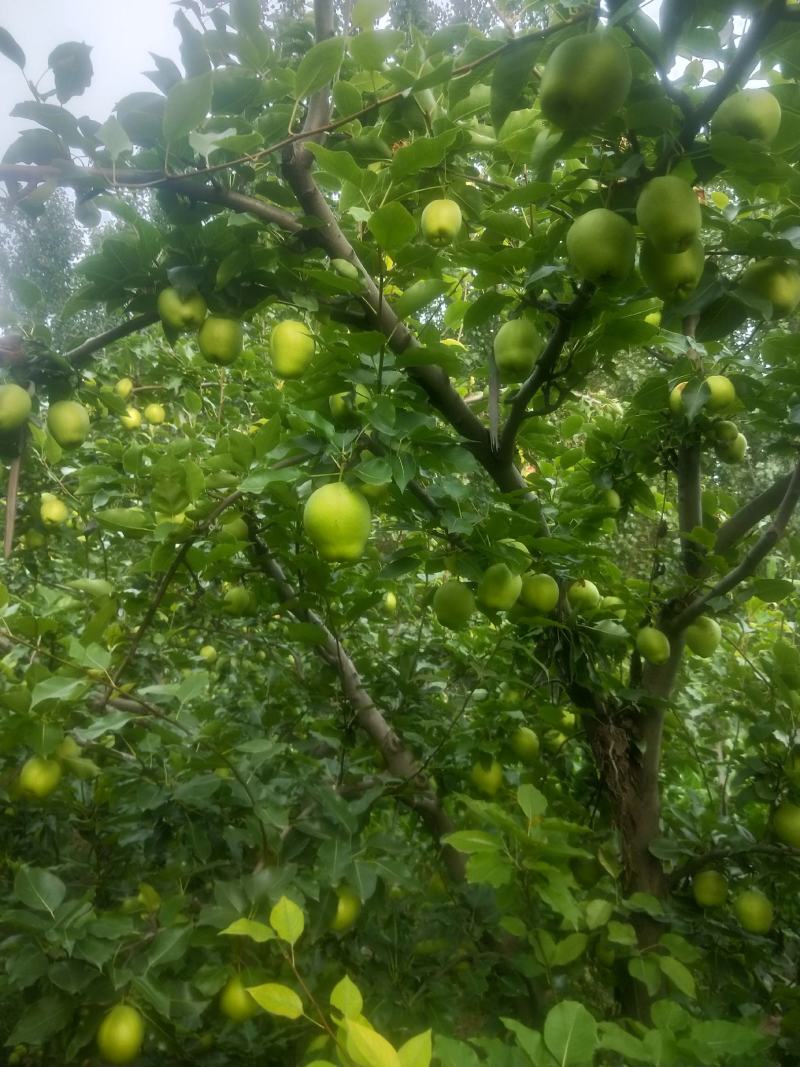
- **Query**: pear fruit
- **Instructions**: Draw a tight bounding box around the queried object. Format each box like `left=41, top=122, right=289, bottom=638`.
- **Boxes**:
left=433, top=580, right=475, bottom=629
left=640, top=239, right=705, bottom=302
left=733, top=889, right=773, bottom=934
left=685, top=615, right=722, bottom=657
left=519, top=572, right=560, bottom=613
left=270, top=319, right=315, bottom=379
left=220, top=976, right=258, bottom=1021
left=636, top=176, right=701, bottom=253
left=223, top=586, right=253, bottom=616
left=115, top=377, right=134, bottom=400
left=47, top=400, right=90, bottom=448
left=199, top=645, right=217, bottom=662
left=773, top=801, right=800, bottom=848
left=40, top=494, right=68, bottom=526
left=669, top=381, right=687, bottom=415
left=715, top=432, right=747, bottom=464
left=303, top=482, right=371, bottom=562
left=471, top=758, right=504, bottom=796
left=198, top=316, right=243, bottom=365
left=566, top=209, right=635, bottom=284
left=714, top=420, right=739, bottom=444
left=477, top=563, right=522, bottom=611
left=157, top=287, right=207, bottom=331
left=493, top=318, right=542, bottom=382
left=0, top=383, right=31, bottom=431
left=511, top=726, right=540, bottom=764
left=420, top=198, right=462, bottom=245
left=567, top=579, right=601, bottom=612
left=712, top=89, right=781, bottom=144
left=703, top=374, right=736, bottom=413
left=739, top=258, right=800, bottom=318
left=120, top=407, right=142, bottom=430
left=383, top=590, right=397, bottom=615
left=539, top=33, right=632, bottom=130
left=144, top=403, right=166, bottom=425
left=636, top=626, right=671, bottom=665
left=19, top=756, right=62, bottom=798
left=692, top=869, right=727, bottom=907
left=97, top=1004, right=145, bottom=1064
left=330, top=886, right=361, bottom=931
left=601, top=488, right=621, bottom=511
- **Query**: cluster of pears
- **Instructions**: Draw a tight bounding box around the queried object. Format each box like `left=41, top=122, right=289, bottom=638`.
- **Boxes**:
left=0, top=383, right=91, bottom=450
left=157, top=286, right=317, bottom=379
left=669, top=373, right=747, bottom=463
left=303, top=481, right=372, bottom=562
left=432, top=551, right=562, bottom=631
left=635, top=613, right=722, bottom=667
left=113, top=376, right=166, bottom=429
left=692, top=871, right=774, bottom=935
left=16, top=738, right=97, bottom=800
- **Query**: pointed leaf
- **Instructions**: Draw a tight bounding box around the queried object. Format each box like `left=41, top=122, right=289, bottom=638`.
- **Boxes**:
left=14, top=868, right=66, bottom=917
left=295, top=37, right=345, bottom=100
left=269, top=895, right=305, bottom=946
left=658, top=956, right=696, bottom=999
left=0, top=27, right=25, bottom=69
left=246, top=982, right=303, bottom=1019
left=163, top=72, right=213, bottom=142
left=398, top=1029, right=432, bottom=1067
left=346, top=1020, right=401, bottom=1067
left=330, top=974, right=363, bottom=1019
left=219, top=917, right=275, bottom=943
left=543, top=1001, right=598, bottom=1067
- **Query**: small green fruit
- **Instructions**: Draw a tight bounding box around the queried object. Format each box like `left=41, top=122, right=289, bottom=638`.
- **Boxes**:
left=519, top=572, right=559, bottom=613
left=199, top=645, right=217, bottom=662
left=511, top=726, right=540, bottom=764
left=198, top=316, right=243, bottom=365
left=636, top=626, right=671, bottom=665
left=739, top=258, right=800, bottom=318
left=703, top=374, right=736, bottom=412
left=115, top=378, right=134, bottom=399
left=157, top=287, right=207, bottom=330
left=477, top=563, right=522, bottom=611
left=96, top=1004, right=145, bottom=1064
left=303, top=482, right=371, bottom=562
left=566, top=208, right=636, bottom=284
left=220, top=976, right=258, bottom=1021
left=567, top=579, right=601, bottom=612
left=383, top=590, right=397, bottom=615
left=47, top=400, right=90, bottom=448
left=471, top=758, right=504, bottom=796
left=712, top=89, right=781, bottom=144
left=144, top=403, right=166, bottom=425
left=330, top=886, right=361, bottom=931
left=223, top=586, right=253, bottom=616
left=636, top=175, right=702, bottom=253
left=685, top=615, right=722, bottom=657
left=270, top=319, right=315, bottom=379
left=539, top=33, right=632, bottom=130
left=640, top=239, right=705, bottom=302
left=714, top=420, right=739, bottom=444
left=715, top=432, right=747, bottom=464
left=120, top=407, right=142, bottom=430
left=19, top=756, right=62, bottom=798
left=0, top=383, right=31, bottom=431
left=493, top=318, right=542, bottom=382
left=733, top=889, right=773, bottom=934
left=773, top=801, right=800, bottom=848
left=40, top=494, right=68, bottom=526
left=692, top=869, right=727, bottom=907
left=432, top=580, right=475, bottom=629
left=420, top=198, right=462, bottom=245
left=669, top=381, right=687, bottom=415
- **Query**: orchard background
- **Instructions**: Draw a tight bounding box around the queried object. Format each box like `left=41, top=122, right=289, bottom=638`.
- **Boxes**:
left=2, top=0, right=800, bottom=1063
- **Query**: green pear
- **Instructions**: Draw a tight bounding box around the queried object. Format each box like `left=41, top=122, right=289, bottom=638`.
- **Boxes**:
left=692, top=869, right=727, bottom=907
left=0, top=383, right=31, bottom=431
left=420, top=198, right=462, bottom=245
left=539, top=33, right=632, bottom=130
left=432, top=581, right=475, bottom=629
left=470, top=758, right=504, bottom=796
left=739, top=258, right=800, bottom=318
left=510, top=726, right=540, bottom=764
left=636, top=626, right=671, bottom=665
left=714, top=420, right=739, bottom=444
left=270, top=320, right=315, bottom=379
left=669, top=381, right=687, bottom=414
left=715, top=432, right=747, bottom=464
left=519, top=572, right=560, bottom=613
left=198, top=317, right=243, bottom=365
left=773, top=801, right=800, bottom=848
left=303, top=482, right=371, bottom=562
left=712, top=89, right=781, bottom=144
left=477, top=563, right=522, bottom=611
left=639, top=239, right=705, bottom=301
left=567, top=579, right=601, bottom=612
left=47, top=400, right=90, bottom=448
left=493, top=318, right=542, bottom=382
left=636, top=175, right=702, bottom=252
left=684, top=615, right=721, bottom=657
left=733, top=888, right=773, bottom=934
left=157, top=287, right=207, bottom=330
left=703, top=374, right=736, bottom=412
left=566, top=209, right=636, bottom=284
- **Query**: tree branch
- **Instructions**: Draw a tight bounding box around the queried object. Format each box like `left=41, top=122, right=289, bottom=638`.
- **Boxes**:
left=669, top=455, right=800, bottom=634
left=714, top=472, right=793, bottom=556
left=251, top=537, right=466, bottom=881
left=64, top=312, right=160, bottom=367
left=676, top=315, right=704, bottom=578
left=669, top=841, right=800, bottom=886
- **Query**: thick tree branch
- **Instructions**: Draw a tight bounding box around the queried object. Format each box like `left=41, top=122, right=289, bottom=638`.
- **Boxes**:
left=252, top=539, right=465, bottom=881
left=669, top=456, right=800, bottom=634
left=670, top=841, right=800, bottom=886
left=64, top=312, right=160, bottom=367
left=714, top=472, right=793, bottom=556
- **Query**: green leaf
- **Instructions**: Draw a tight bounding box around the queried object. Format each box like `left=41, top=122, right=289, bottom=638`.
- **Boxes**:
left=14, top=868, right=66, bottom=917
left=246, top=982, right=303, bottom=1019
left=0, top=27, right=25, bottom=68
left=219, top=918, right=275, bottom=943
left=442, top=830, right=499, bottom=853
left=306, top=142, right=364, bottom=187
left=687, top=1019, right=772, bottom=1058
left=597, top=1022, right=650, bottom=1063
left=628, top=958, right=662, bottom=997
left=295, top=37, right=345, bottom=100
left=491, top=39, right=540, bottom=131
left=352, top=0, right=390, bottom=29
left=398, top=1029, right=432, bottom=1067
left=392, top=278, right=448, bottom=321
left=48, top=42, right=93, bottom=103
left=585, top=900, right=613, bottom=930
left=368, top=202, right=416, bottom=252
left=349, top=29, right=404, bottom=72
left=29, top=675, right=87, bottom=710
left=330, top=974, right=363, bottom=1019
left=346, top=1019, right=402, bottom=1067
left=503, top=1018, right=551, bottom=1064
left=143, top=926, right=192, bottom=972
left=269, top=895, right=304, bottom=946
left=392, top=130, right=457, bottom=180
left=658, top=956, right=696, bottom=999
left=163, top=72, right=213, bottom=142
left=552, top=933, right=588, bottom=967
left=98, top=116, right=132, bottom=161
left=607, top=921, right=637, bottom=945
left=747, top=578, right=795, bottom=603
left=6, top=994, right=71, bottom=1046
left=543, top=1001, right=597, bottom=1067
left=518, top=784, right=547, bottom=820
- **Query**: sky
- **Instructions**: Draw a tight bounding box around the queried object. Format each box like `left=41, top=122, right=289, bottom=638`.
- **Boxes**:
left=0, top=0, right=179, bottom=154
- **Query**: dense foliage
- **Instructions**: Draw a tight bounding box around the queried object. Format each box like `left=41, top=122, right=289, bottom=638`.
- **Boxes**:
left=2, top=1, right=800, bottom=1064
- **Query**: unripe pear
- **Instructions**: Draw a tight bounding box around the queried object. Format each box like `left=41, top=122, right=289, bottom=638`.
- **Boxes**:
left=712, top=89, right=781, bottom=144
left=219, top=976, right=258, bottom=1021
left=198, top=316, right=243, bottom=365
left=714, top=419, right=739, bottom=443
left=47, top=400, right=90, bottom=448
left=19, top=756, right=62, bottom=798
left=96, top=1004, right=145, bottom=1064
left=477, top=563, right=522, bottom=611
left=601, top=488, right=621, bottom=511
left=471, top=758, right=504, bottom=796
left=420, top=198, right=462, bottom=245
left=539, top=33, right=632, bottom=130
left=636, top=176, right=702, bottom=253
left=383, top=590, right=397, bottom=615
left=120, top=407, right=142, bottom=430
left=40, top=493, right=68, bottom=526
left=144, top=403, right=166, bottom=425
left=566, top=209, right=635, bottom=284
left=223, top=585, right=253, bottom=615
left=157, top=287, right=207, bottom=330
left=685, top=615, right=721, bottom=657
left=493, top=318, right=542, bottom=382
left=330, top=886, right=361, bottom=931
left=692, top=869, right=727, bottom=907
left=703, top=374, right=736, bottom=412
left=270, top=319, right=315, bottom=379
left=773, top=801, right=800, bottom=848
left=715, top=432, right=747, bottom=464
left=115, top=378, right=134, bottom=399
left=567, top=579, right=601, bottom=612
left=640, top=239, right=705, bottom=301
left=519, top=572, right=559, bottom=613
left=636, top=626, right=671, bottom=665
left=0, top=383, right=31, bottom=431
left=511, top=726, right=540, bottom=764
left=739, top=258, right=800, bottom=318
left=432, top=580, right=474, bottom=629
left=303, top=482, right=371, bottom=562
left=199, top=645, right=217, bottom=662
left=733, top=888, right=773, bottom=934
left=669, top=381, right=687, bottom=415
